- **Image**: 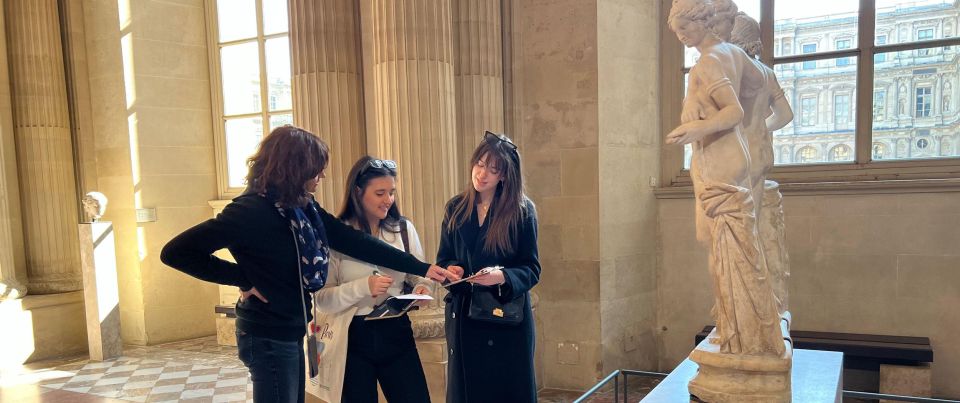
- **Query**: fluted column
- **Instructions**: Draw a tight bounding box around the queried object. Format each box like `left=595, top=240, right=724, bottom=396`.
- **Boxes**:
left=368, top=0, right=458, bottom=257
left=0, top=0, right=26, bottom=299
left=289, top=0, right=367, bottom=209
left=5, top=0, right=82, bottom=294
left=454, top=0, right=504, bottom=181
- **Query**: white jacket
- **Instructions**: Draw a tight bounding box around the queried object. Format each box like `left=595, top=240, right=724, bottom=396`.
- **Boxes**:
left=315, top=219, right=433, bottom=316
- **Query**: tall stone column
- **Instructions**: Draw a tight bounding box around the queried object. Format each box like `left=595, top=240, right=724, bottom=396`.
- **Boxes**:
left=0, top=0, right=26, bottom=299
left=5, top=0, right=83, bottom=294
left=367, top=0, right=458, bottom=257
left=289, top=0, right=367, bottom=209
left=454, top=0, right=505, bottom=180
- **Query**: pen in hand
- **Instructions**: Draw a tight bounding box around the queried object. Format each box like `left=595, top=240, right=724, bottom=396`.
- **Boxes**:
left=368, top=270, right=393, bottom=297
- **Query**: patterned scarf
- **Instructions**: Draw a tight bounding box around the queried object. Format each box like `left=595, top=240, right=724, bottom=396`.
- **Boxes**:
left=262, top=190, right=330, bottom=292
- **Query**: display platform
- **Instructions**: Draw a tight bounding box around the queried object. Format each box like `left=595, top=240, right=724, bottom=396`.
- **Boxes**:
left=642, top=348, right=842, bottom=403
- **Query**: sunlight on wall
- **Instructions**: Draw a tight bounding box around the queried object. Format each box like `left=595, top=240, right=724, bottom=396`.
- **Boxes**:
left=0, top=302, right=35, bottom=367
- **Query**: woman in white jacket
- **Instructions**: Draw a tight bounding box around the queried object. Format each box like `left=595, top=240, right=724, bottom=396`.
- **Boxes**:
left=314, top=156, right=433, bottom=403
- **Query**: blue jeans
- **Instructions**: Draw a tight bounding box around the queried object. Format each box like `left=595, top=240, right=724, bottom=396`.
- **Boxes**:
left=236, top=330, right=305, bottom=403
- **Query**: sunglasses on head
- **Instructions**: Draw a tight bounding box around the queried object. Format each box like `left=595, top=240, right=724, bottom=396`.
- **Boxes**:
left=484, top=131, right=517, bottom=151
left=363, top=159, right=397, bottom=172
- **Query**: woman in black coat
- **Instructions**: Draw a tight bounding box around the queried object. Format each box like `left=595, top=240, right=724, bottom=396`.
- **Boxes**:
left=160, top=126, right=457, bottom=403
left=437, top=131, right=541, bottom=403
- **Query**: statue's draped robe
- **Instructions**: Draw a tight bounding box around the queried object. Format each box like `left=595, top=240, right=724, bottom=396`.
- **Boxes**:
left=688, top=43, right=785, bottom=356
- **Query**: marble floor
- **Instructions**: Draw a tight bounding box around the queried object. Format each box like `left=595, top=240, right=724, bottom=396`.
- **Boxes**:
left=0, top=336, right=660, bottom=402
left=0, top=337, right=250, bottom=403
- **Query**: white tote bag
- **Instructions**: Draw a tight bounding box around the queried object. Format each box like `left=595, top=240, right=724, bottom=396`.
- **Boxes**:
left=305, top=304, right=357, bottom=403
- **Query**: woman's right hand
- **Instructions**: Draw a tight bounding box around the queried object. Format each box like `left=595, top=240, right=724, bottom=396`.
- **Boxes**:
left=446, top=265, right=465, bottom=279
left=368, top=275, right=394, bottom=297
left=240, top=287, right=268, bottom=303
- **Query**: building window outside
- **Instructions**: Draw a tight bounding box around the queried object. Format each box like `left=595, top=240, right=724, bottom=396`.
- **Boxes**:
left=207, top=0, right=293, bottom=192
left=875, top=35, right=887, bottom=62
left=802, top=43, right=817, bottom=70
left=916, top=87, right=932, bottom=117
left=917, top=28, right=934, bottom=55
left=830, top=144, right=853, bottom=162
left=835, top=93, right=851, bottom=129
left=873, top=90, right=886, bottom=121
left=801, top=97, right=817, bottom=126
left=797, top=146, right=819, bottom=163
left=836, top=39, right=852, bottom=66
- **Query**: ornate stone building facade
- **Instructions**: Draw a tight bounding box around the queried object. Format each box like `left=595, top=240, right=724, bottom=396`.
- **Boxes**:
left=772, top=2, right=960, bottom=163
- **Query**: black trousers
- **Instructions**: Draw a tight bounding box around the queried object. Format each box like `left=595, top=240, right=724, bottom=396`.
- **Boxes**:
left=341, top=314, right=430, bottom=403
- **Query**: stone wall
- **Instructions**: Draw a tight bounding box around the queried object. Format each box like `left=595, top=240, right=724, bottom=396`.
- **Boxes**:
left=518, top=0, right=661, bottom=390
left=82, top=0, right=218, bottom=345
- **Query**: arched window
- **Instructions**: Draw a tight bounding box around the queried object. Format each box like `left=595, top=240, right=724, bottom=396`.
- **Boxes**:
left=796, top=146, right=819, bottom=163
left=872, top=142, right=888, bottom=160
left=829, top=145, right=853, bottom=162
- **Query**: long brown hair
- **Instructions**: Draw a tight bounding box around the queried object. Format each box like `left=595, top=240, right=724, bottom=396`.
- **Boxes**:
left=447, top=133, right=528, bottom=255
left=245, top=125, right=329, bottom=207
left=338, top=156, right=403, bottom=235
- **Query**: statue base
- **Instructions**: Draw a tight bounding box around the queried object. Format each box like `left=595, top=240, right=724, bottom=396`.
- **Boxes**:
left=688, top=328, right=793, bottom=403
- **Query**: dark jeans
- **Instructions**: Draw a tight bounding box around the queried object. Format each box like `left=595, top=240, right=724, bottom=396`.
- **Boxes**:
left=341, top=315, right=430, bottom=403
left=236, top=330, right=305, bottom=403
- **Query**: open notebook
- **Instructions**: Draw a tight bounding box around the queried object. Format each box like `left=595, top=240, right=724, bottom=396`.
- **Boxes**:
left=364, top=294, right=434, bottom=321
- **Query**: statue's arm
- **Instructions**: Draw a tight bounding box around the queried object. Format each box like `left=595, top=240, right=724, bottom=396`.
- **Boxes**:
left=667, top=58, right=744, bottom=145
left=766, top=90, right=794, bottom=132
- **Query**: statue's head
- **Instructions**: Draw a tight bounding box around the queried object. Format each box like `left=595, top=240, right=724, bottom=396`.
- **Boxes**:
left=82, top=191, right=108, bottom=222
left=709, top=0, right=738, bottom=42
left=669, top=0, right=717, bottom=48
left=731, top=12, right=761, bottom=58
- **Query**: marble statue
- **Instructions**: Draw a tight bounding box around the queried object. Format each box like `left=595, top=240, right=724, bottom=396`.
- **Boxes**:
left=729, top=10, right=794, bottom=319
left=667, top=0, right=791, bottom=400
left=82, top=192, right=108, bottom=223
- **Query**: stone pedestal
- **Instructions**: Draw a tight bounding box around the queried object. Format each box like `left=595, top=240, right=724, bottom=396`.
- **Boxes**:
left=687, top=328, right=792, bottom=402
left=216, top=316, right=237, bottom=347
left=78, top=222, right=122, bottom=361
left=415, top=337, right=448, bottom=403
left=880, top=363, right=932, bottom=403
left=643, top=348, right=842, bottom=403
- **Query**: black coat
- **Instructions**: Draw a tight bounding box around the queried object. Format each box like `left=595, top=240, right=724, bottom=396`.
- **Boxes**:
left=160, top=193, right=429, bottom=341
left=437, top=196, right=541, bottom=403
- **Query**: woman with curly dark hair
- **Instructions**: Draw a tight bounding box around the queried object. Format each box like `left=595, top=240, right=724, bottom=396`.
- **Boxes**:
left=161, top=125, right=457, bottom=403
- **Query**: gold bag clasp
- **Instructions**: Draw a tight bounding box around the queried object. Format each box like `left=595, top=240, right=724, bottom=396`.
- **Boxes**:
left=493, top=308, right=504, bottom=317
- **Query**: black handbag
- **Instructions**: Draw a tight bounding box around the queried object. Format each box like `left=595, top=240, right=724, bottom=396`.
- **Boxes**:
left=468, top=284, right=524, bottom=325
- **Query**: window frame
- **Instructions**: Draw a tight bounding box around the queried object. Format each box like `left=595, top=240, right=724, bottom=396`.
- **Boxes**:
left=915, top=86, right=933, bottom=118
left=836, top=38, right=853, bottom=66
left=204, top=0, right=293, bottom=199
left=834, top=92, right=852, bottom=129
left=658, top=0, right=960, bottom=192
left=801, top=96, right=818, bottom=126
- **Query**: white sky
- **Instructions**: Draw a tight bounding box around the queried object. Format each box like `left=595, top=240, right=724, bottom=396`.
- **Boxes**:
left=771, top=0, right=953, bottom=20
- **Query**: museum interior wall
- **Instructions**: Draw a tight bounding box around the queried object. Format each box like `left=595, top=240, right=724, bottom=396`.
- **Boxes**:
left=0, top=0, right=958, bottom=399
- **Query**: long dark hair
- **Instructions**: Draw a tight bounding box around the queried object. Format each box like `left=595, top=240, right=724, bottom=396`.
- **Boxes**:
left=338, top=156, right=403, bottom=235
left=447, top=133, right=528, bottom=255
left=245, top=125, right=329, bottom=207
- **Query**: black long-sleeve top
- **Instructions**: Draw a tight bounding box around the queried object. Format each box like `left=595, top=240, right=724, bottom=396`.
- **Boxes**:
left=160, top=193, right=429, bottom=341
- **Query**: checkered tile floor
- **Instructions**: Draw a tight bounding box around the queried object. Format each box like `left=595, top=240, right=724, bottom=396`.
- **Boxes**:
left=19, top=336, right=254, bottom=403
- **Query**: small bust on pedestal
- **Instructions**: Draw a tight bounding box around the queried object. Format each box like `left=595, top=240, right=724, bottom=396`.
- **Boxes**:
left=78, top=191, right=122, bottom=360
left=82, top=192, right=108, bottom=223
